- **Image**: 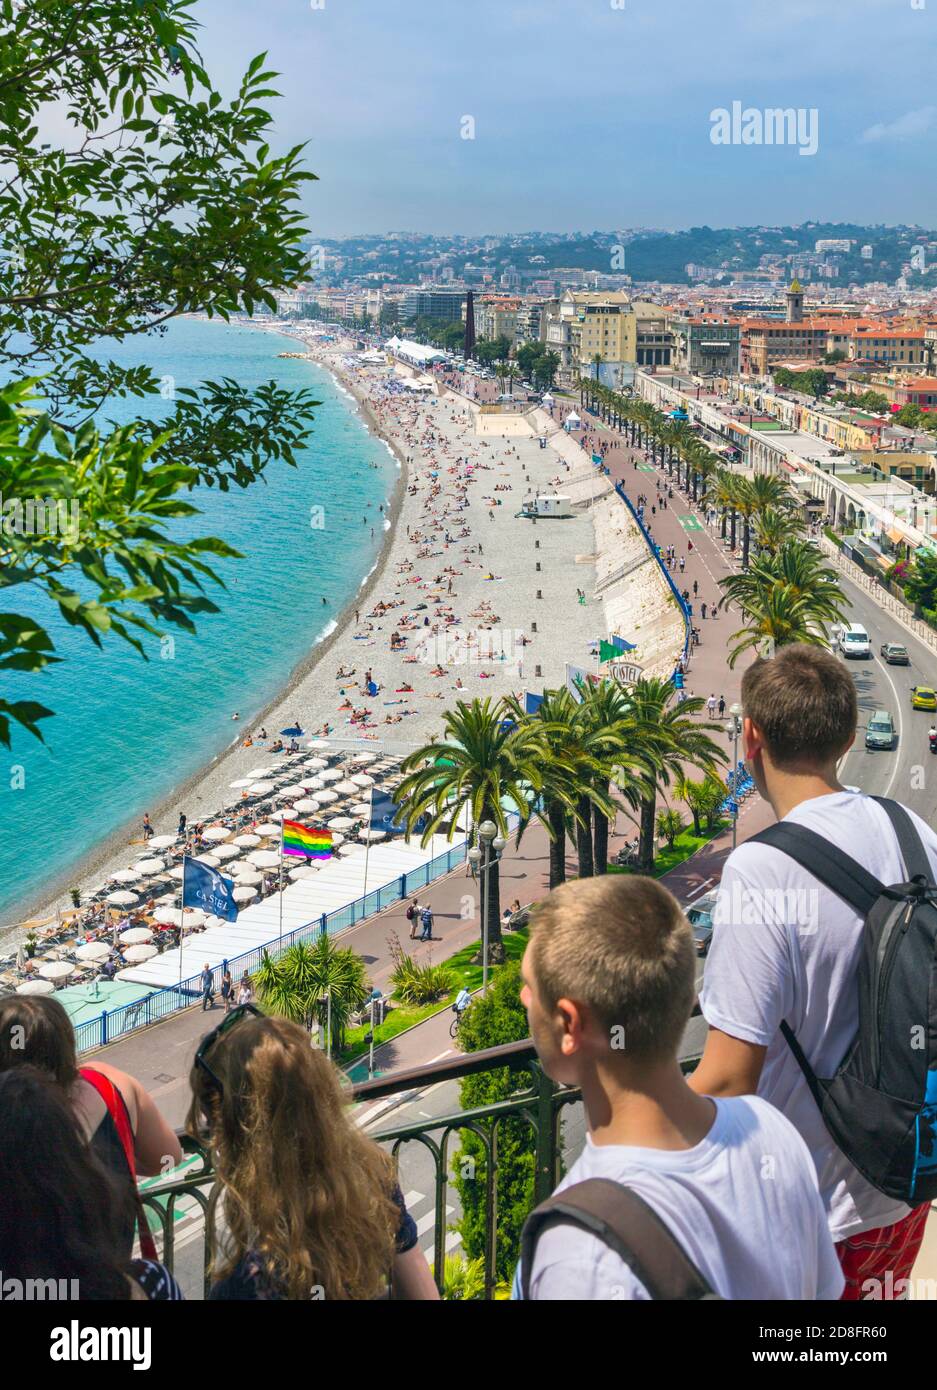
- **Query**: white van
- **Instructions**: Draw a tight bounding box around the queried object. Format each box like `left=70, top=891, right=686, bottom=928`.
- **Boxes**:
left=840, top=622, right=871, bottom=659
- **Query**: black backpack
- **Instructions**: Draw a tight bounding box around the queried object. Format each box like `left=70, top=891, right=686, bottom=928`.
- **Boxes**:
left=750, top=795, right=937, bottom=1205
left=519, top=1178, right=721, bottom=1300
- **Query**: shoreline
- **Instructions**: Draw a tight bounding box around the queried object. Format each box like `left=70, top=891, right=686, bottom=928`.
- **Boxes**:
left=2, top=332, right=409, bottom=937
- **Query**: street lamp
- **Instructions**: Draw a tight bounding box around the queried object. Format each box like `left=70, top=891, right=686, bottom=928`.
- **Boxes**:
left=470, top=820, right=502, bottom=995
left=729, top=702, right=743, bottom=850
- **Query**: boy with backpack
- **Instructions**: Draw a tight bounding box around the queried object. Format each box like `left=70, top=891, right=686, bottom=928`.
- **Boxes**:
left=406, top=898, right=420, bottom=939
left=515, top=874, right=841, bottom=1300
left=693, top=643, right=937, bottom=1298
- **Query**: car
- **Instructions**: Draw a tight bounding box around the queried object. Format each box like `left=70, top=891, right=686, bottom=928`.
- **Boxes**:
left=880, top=642, right=910, bottom=665
left=685, top=891, right=717, bottom=956
left=911, top=686, right=937, bottom=711
left=865, top=710, right=896, bottom=751
left=840, top=623, right=871, bottom=659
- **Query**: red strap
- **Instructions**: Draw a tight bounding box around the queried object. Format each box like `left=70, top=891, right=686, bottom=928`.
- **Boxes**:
left=80, top=1067, right=157, bottom=1260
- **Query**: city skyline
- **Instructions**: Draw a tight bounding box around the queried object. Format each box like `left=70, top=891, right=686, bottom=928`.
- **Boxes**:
left=194, top=0, right=937, bottom=236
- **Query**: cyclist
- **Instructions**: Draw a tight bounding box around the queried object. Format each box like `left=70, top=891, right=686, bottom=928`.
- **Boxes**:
left=450, top=988, right=471, bottom=1035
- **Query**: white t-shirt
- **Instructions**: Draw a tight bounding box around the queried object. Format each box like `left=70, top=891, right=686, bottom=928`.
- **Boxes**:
left=518, top=1096, right=842, bottom=1300
left=701, top=790, right=937, bottom=1241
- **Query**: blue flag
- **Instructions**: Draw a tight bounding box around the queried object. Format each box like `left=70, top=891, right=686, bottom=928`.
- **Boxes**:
left=183, top=858, right=239, bottom=922
left=524, top=691, right=544, bottom=714
left=592, top=453, right=603, bottom=465
left=611, top=635, right=637, bottom=654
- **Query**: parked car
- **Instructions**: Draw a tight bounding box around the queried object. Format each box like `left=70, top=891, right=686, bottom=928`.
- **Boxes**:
left=880, top=642, right=910, bottom=665
left=912, top=686, right=937, bottom=711
left=865, top=710, right=896, bottom=751
left=685, top=890, right=717, bottom=955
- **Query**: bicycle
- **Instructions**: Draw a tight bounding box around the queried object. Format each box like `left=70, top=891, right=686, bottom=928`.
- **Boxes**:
left=449, top=1008, right=466, bottom=1039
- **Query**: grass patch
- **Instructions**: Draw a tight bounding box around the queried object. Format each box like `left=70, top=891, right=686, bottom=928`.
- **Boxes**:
left=607, top=821, right=729, bottom=879
left=337, top=925, right=530, bottom=1068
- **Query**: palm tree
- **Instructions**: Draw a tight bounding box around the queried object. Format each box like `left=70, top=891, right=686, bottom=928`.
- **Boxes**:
left=733, top=473, right=796, bottom=568
left=711, top=469, right=742, bottom=551
left=397, top=698, right=543, bottom=962
left=502, top=688, right=595, bottom=889
left=253, top=938, right=369, bottom=1050
left=721, top=540, right=849, bottom=665
left=752, top=506, right=802, bottom=557
left=623, top=678, right=727, bottom=873
left=656, top=807, right=683, bottom=849
left=574, top=678, right=658, bottom=875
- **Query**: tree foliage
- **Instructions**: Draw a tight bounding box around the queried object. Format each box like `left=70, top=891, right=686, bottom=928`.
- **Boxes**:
left=0, top=0, right=319, bottom=742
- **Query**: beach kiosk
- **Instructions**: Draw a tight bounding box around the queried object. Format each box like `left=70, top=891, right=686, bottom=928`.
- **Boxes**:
left=563, top=411, right=581, bottom=432
left=518, top=493, right=574, bottom=520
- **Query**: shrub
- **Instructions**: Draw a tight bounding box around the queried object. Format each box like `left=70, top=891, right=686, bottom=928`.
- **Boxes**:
left=387, top=931, right=453, bottom=1004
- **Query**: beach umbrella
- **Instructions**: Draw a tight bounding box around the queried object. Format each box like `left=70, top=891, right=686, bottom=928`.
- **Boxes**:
left=327, top=816, right=355, bottom=831
left=247, top=850, right=280, bottom=868
left=76, top=943, right=110, bottom=963
left=298, top=777, right=324, bottom=791
left=264, top=810, right=288, bottom=823
left=154, top=907, right=180, bottom=925
left=203, top=914, right=228, bottom=930
left=148, top=834, right=177, bottom=850
left=109, top=868, right=140, bottom=884
left=106, top=890, right=138, bottom=907
left=245, top=767, right=275, bottom=778
left=231, top=868, right=262, bottom=886
left=352, top=773, right=375, bottom=788
left=247, top=781, right=275, bottom=795
left=123, top=944, right=158, bottom=963
left=233, top=833, right=261, bottom=848
left=168, top=866, right=185, bottom=881
left=255, top=823, right=282, bottom=837
left=349, top=801, right=371, bottom=816
left=313, top=790, right=338, bottom=805
left=195, top=853, right=221, bottom=868
left=16, top=979, right=55, bottom=995
left=351, top=752, right=378, bottom=765
left=136, top=858, right=166, bottom=875
left=181, top=908, right=207, bottom=928
left=320, top=768, right=343, bottom=783
left=335, top=779, right=360, bottom=795
left=358, top=829, right=386, bottom=844
left=275, top=785, right=307, bottom=799
left=212, top=844, right=241, bottom=861
left=232, top=886, right=257, bottom=903
left=304, top=757, right=329, bottom=770
left=288, top=865, right=318, bottom=881
left=306, top=739, right=330, bottom=750
left=331, top=832, right=345, bottom=846
left=280, top=725, right=305, bottom=737
left=120, top=927, right=154, bottom=945
left=201, top=826, right=232, bottom=843
left=291, top=798, right=319, bottom=814
left=229, top=778, right=254, bottom=789
left=38, top=960, right=73, bottom=981
left=335, top=843, right=361, bottom=857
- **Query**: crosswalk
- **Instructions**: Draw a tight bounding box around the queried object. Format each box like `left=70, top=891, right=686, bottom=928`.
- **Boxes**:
left=401, top=1187, right=462, bottom=1256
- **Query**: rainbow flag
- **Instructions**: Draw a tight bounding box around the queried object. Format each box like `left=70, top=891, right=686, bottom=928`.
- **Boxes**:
left=282, top=820, right=332, bottom=860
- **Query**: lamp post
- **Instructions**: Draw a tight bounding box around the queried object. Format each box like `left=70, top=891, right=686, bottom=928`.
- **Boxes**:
left=729, top=702, right=743, bottom=850
left=467, top=819, right=505, bottom=995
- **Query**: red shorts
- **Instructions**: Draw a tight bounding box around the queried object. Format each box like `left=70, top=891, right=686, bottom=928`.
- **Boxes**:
left=835, top=1203, right=930, bottom=1300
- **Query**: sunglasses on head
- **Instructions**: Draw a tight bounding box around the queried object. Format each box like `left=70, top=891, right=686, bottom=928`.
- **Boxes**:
left=194, top=1003, right=264, bottom=1099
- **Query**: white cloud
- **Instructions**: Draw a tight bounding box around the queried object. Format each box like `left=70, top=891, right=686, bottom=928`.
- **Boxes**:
left=861, top=107, right=937, bottom=143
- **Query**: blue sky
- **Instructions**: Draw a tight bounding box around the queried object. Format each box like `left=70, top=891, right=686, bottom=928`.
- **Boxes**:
left=195, top=0, right=937, bottom=235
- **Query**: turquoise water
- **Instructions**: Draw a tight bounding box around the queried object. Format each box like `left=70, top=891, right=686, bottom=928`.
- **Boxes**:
left=0, top=319, right=394, bottom=925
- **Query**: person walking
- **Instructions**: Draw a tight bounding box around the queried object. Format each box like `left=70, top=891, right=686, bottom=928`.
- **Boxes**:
left=221, top=967, right=233, bottom=1015
left=706, top=693, right=717, bottom=718
left=406, top=897, right=420, bottom=939
left=177, top=812, right=187, bottom=839
left=679, top=555, right=685, bottom=574
left=701, top=601, right=708, bottom=620
left=718, top=695, right=726, bottom=718
left=142, top=812, right=153, bottom=842
left=419, top=904, right=434, bottom=941
left=200, top=963, right=215, bottom=1012
left=236, top=972, right=254, bottom=1006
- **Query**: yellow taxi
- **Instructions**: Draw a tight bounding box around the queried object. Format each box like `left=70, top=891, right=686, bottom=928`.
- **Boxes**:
left=911, top=686, right=937, bottom=711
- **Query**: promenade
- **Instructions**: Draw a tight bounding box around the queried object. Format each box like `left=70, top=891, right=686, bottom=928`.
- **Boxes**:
left=95, top=392, right=768, bottom=1124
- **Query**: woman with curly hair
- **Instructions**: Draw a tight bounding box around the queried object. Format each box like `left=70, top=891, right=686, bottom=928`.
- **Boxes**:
left=187, top=1008, right=439, bottom=1301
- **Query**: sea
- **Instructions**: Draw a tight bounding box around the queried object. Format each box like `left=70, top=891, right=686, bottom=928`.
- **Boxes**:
left=0, top=317, right=395, bottom=928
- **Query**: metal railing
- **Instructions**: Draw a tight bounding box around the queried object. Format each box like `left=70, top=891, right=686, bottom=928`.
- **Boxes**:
left=141, top=1039, right=700, bottom=1300
left=613, top=481, right=692, bottom=662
